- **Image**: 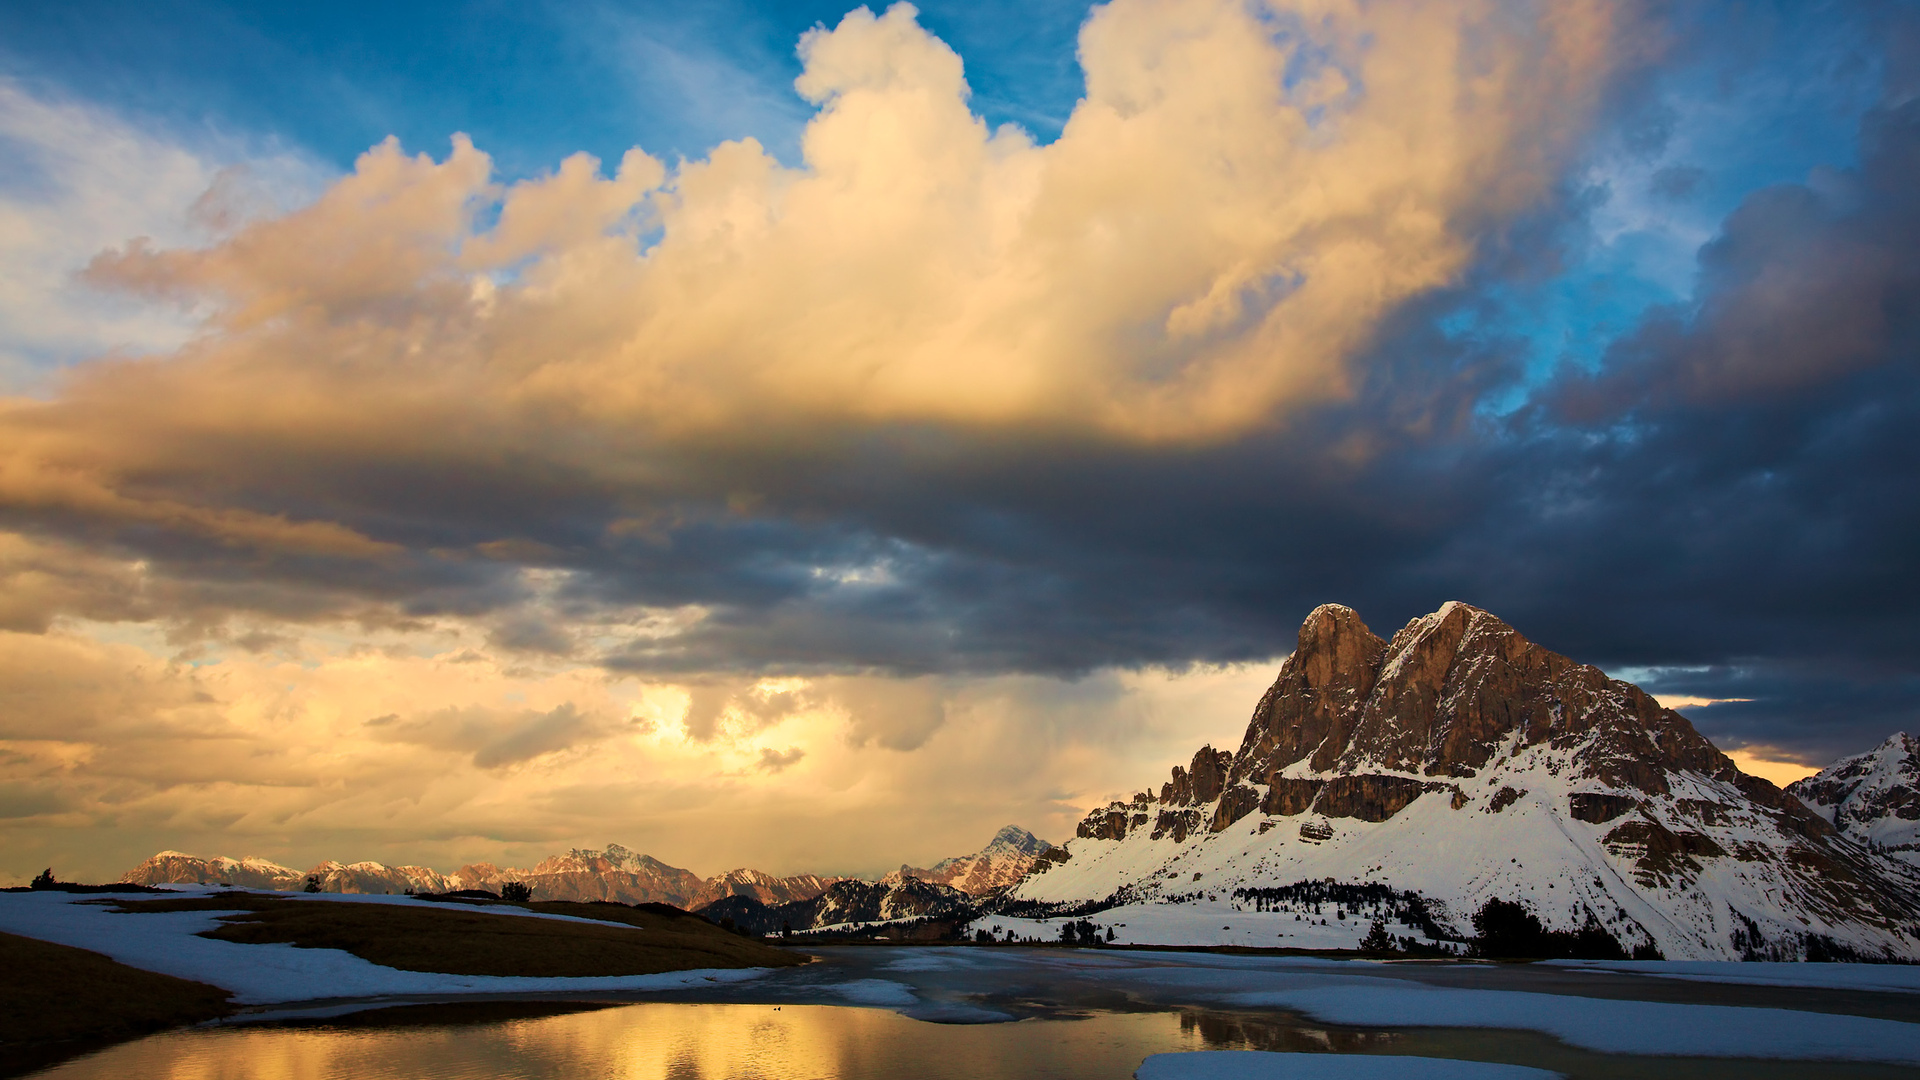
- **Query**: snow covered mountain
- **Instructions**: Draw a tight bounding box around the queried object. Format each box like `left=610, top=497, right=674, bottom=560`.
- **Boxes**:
left=895, top=825, right=1057, bottom=895
left=126, top=852, right=460, bottom=894
left=1009, top=602, right=1920, bottom=961
left=1789, top=733, right=1920, bottom=866
left=123, top=844, right=847, bottom=907
left=125, top=851, right=309, bottom=891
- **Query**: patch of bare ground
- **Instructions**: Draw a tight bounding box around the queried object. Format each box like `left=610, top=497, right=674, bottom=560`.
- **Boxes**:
left=258, top=1000, right=622, bottom=1030
left=0, top=930, right=233, bottom=1078
left=105, top=894, right=807, bottom=977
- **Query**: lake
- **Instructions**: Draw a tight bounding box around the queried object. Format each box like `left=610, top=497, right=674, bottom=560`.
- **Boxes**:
left=28, top=947, right=1920, bottom=1079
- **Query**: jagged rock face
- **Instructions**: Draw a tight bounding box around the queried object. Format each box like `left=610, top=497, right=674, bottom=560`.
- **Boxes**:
left=1019, top=602, right=1920, bottom=961
left=1790, top=733, right=1920, bottom=865
left=899, top=825, right=1056, bottom=895
left=1229, top=602, right=1740, bottom=796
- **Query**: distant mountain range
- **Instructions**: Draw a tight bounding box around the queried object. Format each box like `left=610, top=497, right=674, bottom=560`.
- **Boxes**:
left=1007, top=602, right=1920, bottom=961
left=122, top=827, right=1056, bottom=910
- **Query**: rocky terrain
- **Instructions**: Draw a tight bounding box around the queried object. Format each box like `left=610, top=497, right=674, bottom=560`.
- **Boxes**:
left=1008, top=602, right=1920, bottom=961
left=1789, top=732, right=1920, bottom=866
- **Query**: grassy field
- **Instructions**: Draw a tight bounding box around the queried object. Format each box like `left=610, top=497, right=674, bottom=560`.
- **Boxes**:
left=0, top=930, right=233, bottom=1078
left=107, top=893, right=809, bottom=977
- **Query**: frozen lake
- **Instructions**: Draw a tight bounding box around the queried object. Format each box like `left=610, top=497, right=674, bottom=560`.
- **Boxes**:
left=27, top=946, right=1920, bottom=1079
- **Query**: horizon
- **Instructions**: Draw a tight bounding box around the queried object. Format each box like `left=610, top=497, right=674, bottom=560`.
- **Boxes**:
left=2, top=0, right=1917, bottom=887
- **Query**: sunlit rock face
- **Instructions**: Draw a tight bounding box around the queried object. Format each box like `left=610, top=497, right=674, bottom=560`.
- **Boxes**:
left=1790, top=733, right=1920, bottom=866
left=1024, top=603, right=1920, bottom=961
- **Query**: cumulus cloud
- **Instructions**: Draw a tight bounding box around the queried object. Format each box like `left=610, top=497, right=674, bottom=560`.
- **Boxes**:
left=0, top=0, right=1624, bottom=557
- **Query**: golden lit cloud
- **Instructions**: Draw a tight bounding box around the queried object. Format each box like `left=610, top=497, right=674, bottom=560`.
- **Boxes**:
left=0, top=0, right=1650, bottom=880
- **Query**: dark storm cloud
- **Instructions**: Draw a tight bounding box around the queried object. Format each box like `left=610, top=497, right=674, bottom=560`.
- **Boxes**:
left=1637, top=665, right=1920, bottom=764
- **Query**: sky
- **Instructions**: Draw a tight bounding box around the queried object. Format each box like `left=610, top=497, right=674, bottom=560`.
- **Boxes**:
left=0, top=0, right=1916, bottom=885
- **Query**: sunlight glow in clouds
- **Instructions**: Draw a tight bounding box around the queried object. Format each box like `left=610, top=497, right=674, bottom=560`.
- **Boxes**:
left=22, top=0, right=1916, bottom=883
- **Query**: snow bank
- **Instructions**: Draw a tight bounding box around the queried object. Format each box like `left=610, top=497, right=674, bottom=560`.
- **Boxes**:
left=1544, top=959, right=1920, bottom=994
left=1221, top=984, right=1920, bottom=1063
left=1134, top=1053, right=1559, bottom=1080
left=0, top=889, right=768, bottom=1005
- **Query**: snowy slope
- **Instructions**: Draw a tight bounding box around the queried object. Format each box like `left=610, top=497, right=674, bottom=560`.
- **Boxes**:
left=1788, top=732, right=1920, bottom=866
left=1010, top=603, right=1920, bottom=960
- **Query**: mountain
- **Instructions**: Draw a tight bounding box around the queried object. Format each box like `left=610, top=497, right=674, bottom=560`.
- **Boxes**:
left=456, top=845, right=706, bottom=906
left=125, top=851, right=307, bottom=891
left=125, top=845, right=848, bottom=908
left=698, top=868, right=845, bottom=908
left=1788, top=733, right=1920, bottom=865
left=698, top=876, right=976, bottom=938
left=894, top=825, right=1057, bottom=895
left=1008, top=602, right=1920, bottom=961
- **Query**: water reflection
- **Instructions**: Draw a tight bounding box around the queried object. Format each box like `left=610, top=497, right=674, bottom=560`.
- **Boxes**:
left=36, top=1003, right=1300, bottom=1080
left=31, top=999, right=1917, bottom=1080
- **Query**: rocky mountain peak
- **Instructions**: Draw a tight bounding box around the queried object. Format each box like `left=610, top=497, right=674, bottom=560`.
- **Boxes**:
left=1035, top=602, right=1920, bottom=961
left=1294, top=603, right=1387, bottom=694
left=1788, top=732, right=1920, bottom=865
left=985, top=825, right=1048, bottom=856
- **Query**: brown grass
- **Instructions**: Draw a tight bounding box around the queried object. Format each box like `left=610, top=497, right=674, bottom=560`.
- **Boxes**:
left=107, top=894, right=807, bottom=978
left=0, top=930, right=233, bottom=1078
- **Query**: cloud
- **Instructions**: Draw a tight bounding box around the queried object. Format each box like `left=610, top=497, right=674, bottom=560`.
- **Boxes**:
left=371, top=702, right=607, bottom=769
left=757, top=745, right=805, bottom=772
left=0, top=79, right=326, bottom=393
left=4, top=1, right=1920, bottom=881
left=0, top=615, right=1281, bottom=882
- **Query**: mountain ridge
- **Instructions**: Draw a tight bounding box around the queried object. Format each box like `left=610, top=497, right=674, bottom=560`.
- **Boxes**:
left=121, top=825, right=1053, bottom=908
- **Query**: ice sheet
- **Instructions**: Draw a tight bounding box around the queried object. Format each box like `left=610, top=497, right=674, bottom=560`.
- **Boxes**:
left=1135, top=1052, right=1560, bottom=1080
left=1221, top=984, right=1920, bottom=1063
